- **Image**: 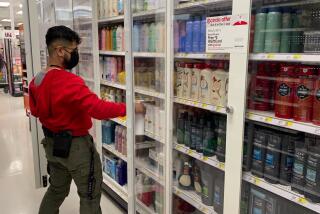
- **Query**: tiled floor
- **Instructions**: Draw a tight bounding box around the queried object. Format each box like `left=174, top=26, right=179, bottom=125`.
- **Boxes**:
left=0, top=91, right=126, bottom=214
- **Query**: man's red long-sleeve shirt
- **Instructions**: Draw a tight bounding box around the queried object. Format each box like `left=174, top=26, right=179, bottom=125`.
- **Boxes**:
left=29, top=68, right=126, bottom=136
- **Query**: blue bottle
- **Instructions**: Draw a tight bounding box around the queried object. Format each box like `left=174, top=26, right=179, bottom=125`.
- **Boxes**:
left=200, top=15, right=206, bottom=53
left=133, top=24, right=140, bottom=52
left=104, top=121, right=115, bottom=145
left=179, top=21, right=186, bottom=52
left=192, top=16, right=201, bottom=53
left=185, top=18, right=193, bottom=53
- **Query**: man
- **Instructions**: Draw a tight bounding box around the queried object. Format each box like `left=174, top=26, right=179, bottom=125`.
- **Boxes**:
left=29, top=26, right=144, bottom=213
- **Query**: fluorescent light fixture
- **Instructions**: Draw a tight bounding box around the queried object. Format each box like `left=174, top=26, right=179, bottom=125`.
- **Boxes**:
left=17, top=10, right=23, bottom=15
left=0, top=2, right=10, bottom=7
left=1, top=19, right=11, bottom=22
left=19, top=3, right=22, bottom=8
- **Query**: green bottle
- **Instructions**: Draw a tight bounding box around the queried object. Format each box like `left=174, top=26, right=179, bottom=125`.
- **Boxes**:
left=112, top=27, right=117, bottom=51
left=148, top=22, right=156, bottom=52
left=280, top=8, right=292, bottom=53
left=253, top=8, right=268, bottom=53
left=290, top=10, right=303, bottom=53
left=264, top=7, right=282, bottom=53
left=184, top=114, right=192, bottom=148
left=203, top=121, right=216, bottom=157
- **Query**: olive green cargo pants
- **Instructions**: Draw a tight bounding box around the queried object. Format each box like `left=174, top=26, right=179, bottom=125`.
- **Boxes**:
left=39, top=135, right=102, bottom=214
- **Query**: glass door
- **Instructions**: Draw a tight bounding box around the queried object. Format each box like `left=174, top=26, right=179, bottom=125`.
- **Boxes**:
left=131, top=0, right=167, bottom=213
left=241, top=0, right=320, bottom=213
left=171, top=1, right=234, bottom=213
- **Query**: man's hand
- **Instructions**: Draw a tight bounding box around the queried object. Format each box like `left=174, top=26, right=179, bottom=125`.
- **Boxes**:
left=135, top=102, right=146, bottom=114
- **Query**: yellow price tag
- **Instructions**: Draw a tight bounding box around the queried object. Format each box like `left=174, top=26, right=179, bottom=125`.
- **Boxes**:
left=203, top=156, right=209, bottom=161
left=202, top=103, right=208, bottom=108
left=188, top=149, right=193, bottom=155
left=286, top=121, right=293, bottom=127
left=293, top=54, right=302, bottom=60
left=219, top=162, right=225, bottom=170
left=265, top=117, right=273, bottom=123
left=247, top=112, right=254, bottom=119
left=298, top=197, right=307, bottom=204
left=176, top=144, right=182, bottom=150
left=254, top=177, right=261, bottom=185
left=267, top=54, right=275, bottom=59
left=201, top=206, right=208, bottom=213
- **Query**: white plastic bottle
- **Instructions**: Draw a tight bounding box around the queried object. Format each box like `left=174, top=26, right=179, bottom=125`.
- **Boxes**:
left=116, top=25, right=124, bottom=51
left=176, top=62, right=185, bottom=98
left=140, top=23, right=149, bottom=52
left=155, top=21, right=165, bottom=52
left=103, top=0, right=109, bottom=18
left=211, top=61, right=229, bottom=106
left=182, top=63, right=193, bottom=99
left=112, top=0, right=119, bottom=16
left=136, top=0, right=144, bottom=12
left=200, top=63, right=213, bottom=104
left=190, top=63, right=203, bottom=101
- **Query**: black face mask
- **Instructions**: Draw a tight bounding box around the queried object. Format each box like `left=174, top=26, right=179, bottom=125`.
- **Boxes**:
left=64, top=49, right=79, bottom=70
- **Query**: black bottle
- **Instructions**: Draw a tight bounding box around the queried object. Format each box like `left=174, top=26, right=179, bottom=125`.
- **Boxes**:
left=190, top=116, right=198, bottom=150
left=216, top=117, right=227, bottom=162
left=184, top=114, right=192, bottom=148
left=213, top=171, right=224, bottom=214
left=176, top=112, right=186, bottom=145
left=279, top=134, right=297, bottom=185
left=292, top=135, right=308, bottom=194
left=251, top=129, right=269, bottom=178
left=264, top=133, right=282, bottom=184
left=304, top=136, right=320, bottom=203
left=196, top=118, right=205, bottom=153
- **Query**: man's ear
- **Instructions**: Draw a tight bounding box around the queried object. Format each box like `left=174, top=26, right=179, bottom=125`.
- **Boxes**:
left=56, top=47, right=65, bottom=57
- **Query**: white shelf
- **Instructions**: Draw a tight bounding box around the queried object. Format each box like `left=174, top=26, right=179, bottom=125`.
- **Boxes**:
left=103, top=172, right=128, bottom=202
left=110, top=117, right=127, bottom=127
left=175, top=53, right=229, bottom=60
left=246, top=110, right=320, bottom=136
left=243, top=172, right=320, bottom=213
left=100, top=79, right=126, bottom=90
left=99, top=50, right=125, bottom=56
left=144, top=130, right=165, bottom=144
left=175, top=0, right=231, bottom=10
left=133, top=52, right=165, bottom=58
left=133, top=8, right=165, bottom=19
left=136, top=160, right=164, bottom=186
left=249, top=53, right=320, bottom=63
left=136, top=199, right=157, bottom=214
left=98, top=15, right=124, bottom=23
left=135, top=87, right=165, bottom=99
left=174, top=143, right=225, bottom=171
left=102, top=144, right=127, bottom=162
left=174, top=97, right=227, bottom=114
left=260, top=0, right=320, bottom=9
left=173, top=186, right=217, bottom=214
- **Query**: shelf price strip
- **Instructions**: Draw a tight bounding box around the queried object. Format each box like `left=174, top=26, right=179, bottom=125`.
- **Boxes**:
left=246, top=111, right=320, bottom=136
left=174, top=97, right=226, bottom=114
left=173, top=186, right=217, bottom=214
left=243, top=173, right=320, bottom=212
left=174, top=143, right=225, bottom=171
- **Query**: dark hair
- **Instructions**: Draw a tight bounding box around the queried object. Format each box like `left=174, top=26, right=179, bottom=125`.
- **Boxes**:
left=46, top=25, right=81, bottom=48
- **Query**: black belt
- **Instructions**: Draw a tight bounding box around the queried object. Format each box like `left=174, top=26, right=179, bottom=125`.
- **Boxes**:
left=42, top=126, right=81, bottom=138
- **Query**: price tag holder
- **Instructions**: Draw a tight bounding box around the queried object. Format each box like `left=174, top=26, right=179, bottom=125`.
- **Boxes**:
left=297, top=197, right=307, bottom=204
left=267, top=54, right=275, bottom=59
left=265, top=117, right=273, bottom=123
left=253, top=177, right=261, bottom=185
left=219, top=162, right=225, bottom=170
left=293, top=54, right=302, bottom=60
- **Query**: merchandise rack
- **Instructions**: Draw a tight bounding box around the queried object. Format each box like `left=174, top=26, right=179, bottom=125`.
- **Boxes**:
left=91, top=0, right=320, bottom=213
left=103, top=172, right=128, bottom=202
left=102, top=144, right=127, bottom=162
left=100, top=79, right=126, bottom=90
left=173, top=186, right=217, bottom=214
left=99, top=50, right=126, bottom=56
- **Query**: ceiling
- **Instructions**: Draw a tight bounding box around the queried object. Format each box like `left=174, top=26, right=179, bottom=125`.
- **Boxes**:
left=0, top=0, right=24, bottom=29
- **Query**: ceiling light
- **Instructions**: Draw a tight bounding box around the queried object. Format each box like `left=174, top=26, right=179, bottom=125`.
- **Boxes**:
left=19, top=3, right=22, bottom=8
left=0, top=2, right=10, bottom=7
left=1, top=19, right=11, bottom=22
left=17, top=10, right=23, bottom=15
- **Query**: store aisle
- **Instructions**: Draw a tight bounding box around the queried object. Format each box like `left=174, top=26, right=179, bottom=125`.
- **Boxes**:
left=0, top=92, right=125, bottom=214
